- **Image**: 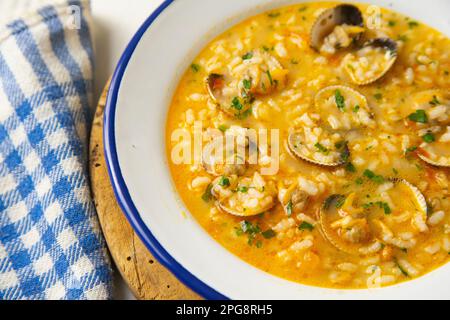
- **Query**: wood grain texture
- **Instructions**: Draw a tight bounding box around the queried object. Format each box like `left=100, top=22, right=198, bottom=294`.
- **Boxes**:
left=89, top=82, right=200, bottom=300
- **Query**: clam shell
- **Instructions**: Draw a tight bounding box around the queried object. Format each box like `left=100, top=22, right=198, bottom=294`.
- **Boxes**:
left=287, top=132, right=346, bottom=167
left=216, top=201, right=275, bottom=217
left=320, top=180, right=427, bottom=255
left=418, top=143, right=450, bottom=168
left=310, top=4, right=364, bottom=51
left=211, top=175, right=276, bottom=217
left=392, top=179, right=428, bottom=215
left=202, top=159, right=248, bottom=177
left=344, top=38, right=398, bottom=86
left=315, top=85, right=373, bottom=130
left=319, top=195, right=379, bottom=255
left=206, top=73, right=251, bottom=117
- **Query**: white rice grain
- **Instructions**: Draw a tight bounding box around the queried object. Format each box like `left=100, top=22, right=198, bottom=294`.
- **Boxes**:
left=428, top=211, right=445, bottom=226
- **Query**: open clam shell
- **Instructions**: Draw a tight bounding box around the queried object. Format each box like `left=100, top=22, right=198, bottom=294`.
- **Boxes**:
left=417, top=127, right=450, bottom=167
left=391, top=179, right=427, bottom=214
left=202, top=128, right=249, bottom=176
left=211, top=174, right=277, bottom=217
left=287, top=129, right=348, bottom=167
left=314, top=85, right=374, bottom=130
left=343, top=38, right=398, bottom=85
left=310, top=4, right=364, bottom=53
left=202, top=155, right=248, bottom=176
left=319, top=194, right=380, bottom=255
left=238, top=50, right=288, bottom=96
left=370, top=179, right=429, bottom=245
left=320, top=179, right=427, bottom=255
left=206, top=73, right=252, bottom=117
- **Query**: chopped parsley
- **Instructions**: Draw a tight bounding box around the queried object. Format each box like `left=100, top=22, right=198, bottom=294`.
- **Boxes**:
left=408, top=21, right=419, bottom=28
left=382, top=202, right=392, bottom=214
left=363, top=169, right=385, bottom=184
left=299, top=222, right=314, bottom=231
left=363, top=201, right=392, bottom=214
left=237, top=221, right=276, bottom=246
left=422, top=132, right=435, bottom=143
left=243, top=78, right=252, bottom=90
left=355, top=178, right=364, bottom=185
left=268, top=12, right=281, bottom=18
left=262, top=229, right=276, bottom=239
left=231, top=97, right=244, bottom=111
left=218, top=176, right=230, bottom=187
left=388, top=20, right=397, bottom=27
left=286, top=200, right=293, bottom=216
left=218, top=124, right=228, bottom=132
left=238, top=221, right=261, bottom=246
left=405, top=146, right=418, bottom=154
left=408, top=109, right=428, bottom=123
left=335, top=141, right=347, bottom=149
left=298, top=6, right=308, bottom=12
left=237, top=186, right=249, bottom=193
left=201, top=184, right=213, bottom=202
left=398, top=35, right=408, bottom=42
left=190, top=63, right=200, bottom=73
left=335, top=90, right=345, bottom=110
left=374, top=93, right=383, bottom=101
left=291, top=59, right=299, bottom=65
left=429, top=95, right=441, bottom=106
left=315, top=143, right=330, bottom=154
left=242, top=52, right=253, bottom=60
left=236, top=107, right=253, bottom=120
left=345, top=162, right=357, bottom=173
left=353, top=105, right=360, bottom=113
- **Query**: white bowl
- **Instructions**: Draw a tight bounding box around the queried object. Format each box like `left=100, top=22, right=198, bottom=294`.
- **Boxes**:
left=104, top=0, right=450, bottom=300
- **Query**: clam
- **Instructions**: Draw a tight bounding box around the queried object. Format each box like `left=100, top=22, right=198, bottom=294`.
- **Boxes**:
left=314, top=85, right=374, bottom=130
left=236, top=49, right=289, bottom=97
left=343, top=38, right=398, bottom=85
left=287, top=128, right=348, bottom=167
left=206, top=50, right=288, bottom=116
left=203, top=154, right=248, bottom=176
left=370, top=179, right=428, bottom=246
left=320, top=179, right=427, bottom=254
left=211, top=173, right=277, bottom=217
left=320, top=193, right=380, bottom=255
left=202, top=126, right=250, bottom=176
left=310, top=4, right=365, bottom=54
left=417, top=126, right=450, bottom=167
left=206, top=73, right=252, bottom=117
left=278, top=182, right=310, bottom=215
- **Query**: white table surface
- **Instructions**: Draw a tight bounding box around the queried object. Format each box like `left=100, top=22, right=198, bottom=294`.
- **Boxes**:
left=91, top=0, right=165, bottom=300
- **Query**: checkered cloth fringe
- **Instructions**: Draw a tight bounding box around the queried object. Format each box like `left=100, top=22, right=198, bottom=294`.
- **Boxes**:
left=0, top=0, right=112, bottom=300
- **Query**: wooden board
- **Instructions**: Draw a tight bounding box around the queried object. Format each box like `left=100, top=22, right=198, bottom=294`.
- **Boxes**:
left=89, top=82, right=200, bottom=300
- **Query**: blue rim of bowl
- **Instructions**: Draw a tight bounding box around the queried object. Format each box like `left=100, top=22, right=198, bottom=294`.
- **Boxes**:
left=103, top=0, right=228, bottom=300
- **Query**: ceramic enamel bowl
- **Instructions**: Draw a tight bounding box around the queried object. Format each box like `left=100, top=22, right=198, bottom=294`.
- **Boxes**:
left=104, top=0, right=450, bottom=300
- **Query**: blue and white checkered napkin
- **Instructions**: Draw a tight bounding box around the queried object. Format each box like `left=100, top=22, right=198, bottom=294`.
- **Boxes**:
left=0, top=0, right=112, bottom=299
